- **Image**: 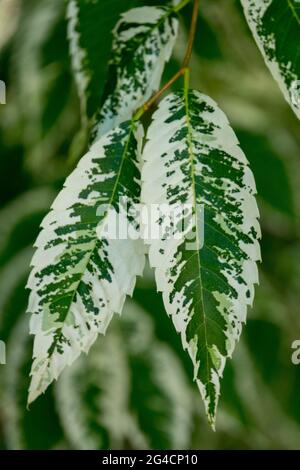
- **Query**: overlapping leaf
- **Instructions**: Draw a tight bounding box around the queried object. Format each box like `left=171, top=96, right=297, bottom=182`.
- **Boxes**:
left=142, top=90, right=261, bottom=427
left=241, top=0, right=300, bottom=119
left=92, top=5, right=179, bottom=139
left=26, top=121, right=145, bottom=404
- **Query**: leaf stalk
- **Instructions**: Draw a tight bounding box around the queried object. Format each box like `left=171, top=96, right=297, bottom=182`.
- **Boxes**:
left=133, top=0, right=199, bottom=121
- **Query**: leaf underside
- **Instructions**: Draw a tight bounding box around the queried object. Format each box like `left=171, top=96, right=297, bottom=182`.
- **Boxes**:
left=142, top=90, right=261, bottom=426
left=241, top=0, right=300, bottom=119
left=27, top=121, right=145, bottom=404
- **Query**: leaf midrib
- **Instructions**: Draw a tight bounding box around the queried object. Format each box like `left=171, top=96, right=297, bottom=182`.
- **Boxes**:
left=183, top=88, right=211, bottom=389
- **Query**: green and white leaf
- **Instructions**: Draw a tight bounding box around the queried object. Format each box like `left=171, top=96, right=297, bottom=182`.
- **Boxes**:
left=241, top=0, right=300, bottom=119
left=56, top=301, right=192, bottom=450
left=27, top=121, right=145, bottom=404
left=93, top=6, right=178, bottom=140
left=142, top=90, right=261, bottom=427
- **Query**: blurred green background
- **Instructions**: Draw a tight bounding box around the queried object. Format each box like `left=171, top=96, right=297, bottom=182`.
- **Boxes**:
left=0, top=0, right=300, bottom=450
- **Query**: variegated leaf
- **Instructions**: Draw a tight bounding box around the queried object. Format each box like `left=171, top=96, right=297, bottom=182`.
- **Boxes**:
left=92, top=6, right=179, bottom=140
left=241, top=0, right=300, bottom=119
left=27, top=121, right=145, bottom=404
left=142, top=90, right=261, bottom=427
left=67, top=1, right=179, bottom=124
left=55, top=301, right=192, bottom=450
left=67, top=0, right=138, bottom=122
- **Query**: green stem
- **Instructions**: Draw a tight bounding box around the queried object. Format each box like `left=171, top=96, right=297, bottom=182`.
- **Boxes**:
left=184, top=67, right=190, bottom=92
